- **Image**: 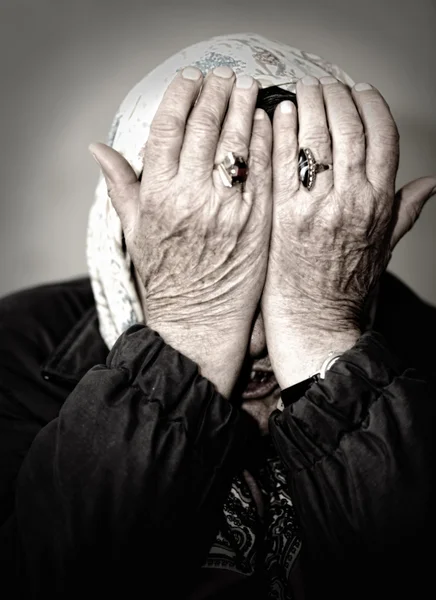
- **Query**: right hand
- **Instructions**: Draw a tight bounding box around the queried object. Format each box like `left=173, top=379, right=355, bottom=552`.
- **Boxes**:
left=89, top=66, right=272, bottom=396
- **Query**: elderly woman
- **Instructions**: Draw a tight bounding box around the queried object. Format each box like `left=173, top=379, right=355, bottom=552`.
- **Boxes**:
left=0, top=34, right=434, bottom=599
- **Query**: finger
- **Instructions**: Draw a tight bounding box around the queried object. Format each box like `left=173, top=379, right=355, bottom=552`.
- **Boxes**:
left=351, top=83, right=400, bottom=193
left=89, top=142, right=140, bottom=229
left=214, top=75, right=260, bottom=168
left=321, top=78, right=367, bottom=192
left=180, top=66, right=236, bottom=178
left=272, top=99, right=299, bottom=209
left=144, top=66, right=203, bottom=180
left=390, top=177, right=436, bottom=250
left=240, top=108, right=273, bottom=229
left=296, top=76, right=333, bottom=195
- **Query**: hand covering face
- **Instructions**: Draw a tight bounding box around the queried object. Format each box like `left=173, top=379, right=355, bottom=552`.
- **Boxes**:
left=86, top=32, right=355, bottom=351
left=86, top=33, right=355, bottom=599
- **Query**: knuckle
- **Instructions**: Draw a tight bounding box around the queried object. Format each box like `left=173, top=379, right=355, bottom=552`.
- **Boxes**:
left=274, top=143, right=296, bottom=167
left=335, top=160, right=361, bottom=181
left=230, top=89, right=254, bottom=114
left=337, top=144, right=365, bottom=174
left=105, top=181, right=116, bottom=198
left=188, top=106, right=221, bottom=135
left=321, top=208, right=343, bottom=233
left=221, top=131, right=249, bottom=155
left=405, top=202, right=421, bottom=226
left=385, top=153, right=400, bottom=175
left=302, top=125, right=331, bottom=147
left=249, top=142, right=271, bottom=170
left=336, top=119, right=365, bottom=140
left=374, top=122, right=400, bottom=146
left=366, top=96, right=400, bottom=138
left=150, top=112, right=185, bottom=138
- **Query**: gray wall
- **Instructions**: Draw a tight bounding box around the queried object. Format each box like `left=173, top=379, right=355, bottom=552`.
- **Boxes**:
left=1, top=0, right=436, bottom=303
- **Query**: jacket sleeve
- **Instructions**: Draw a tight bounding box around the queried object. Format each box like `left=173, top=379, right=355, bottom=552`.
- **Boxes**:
left=3, top=324, right=256, bottom=598
left=269, top=330, right=435, bottom=599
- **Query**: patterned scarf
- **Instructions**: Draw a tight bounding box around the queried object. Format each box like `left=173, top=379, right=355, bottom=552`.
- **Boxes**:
left=86, top=33, right=356, bottom=598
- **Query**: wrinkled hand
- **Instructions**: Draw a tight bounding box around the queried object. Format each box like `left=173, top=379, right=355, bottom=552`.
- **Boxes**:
left=261, top=76, right=436, bottom=387
left=89, top=67, right=272, bottom=397
left=264, top=76, right=436, bottom=335
left=91, top=67, right=272, bottom=332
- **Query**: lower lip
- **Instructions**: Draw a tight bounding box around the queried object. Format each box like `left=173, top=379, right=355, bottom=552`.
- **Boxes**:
left=241, top=375, right=279, bottom=399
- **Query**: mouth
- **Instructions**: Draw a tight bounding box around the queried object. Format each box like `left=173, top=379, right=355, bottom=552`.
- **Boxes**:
left=241, top=369, right=279, bottom=400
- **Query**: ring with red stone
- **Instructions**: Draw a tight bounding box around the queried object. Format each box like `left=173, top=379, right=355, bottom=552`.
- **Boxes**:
left=215, top=152, right=248, bottom=188
left=298, top=147, right=333, bottom=191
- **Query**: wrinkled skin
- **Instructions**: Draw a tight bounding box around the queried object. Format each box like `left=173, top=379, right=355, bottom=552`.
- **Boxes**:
left=91, top=70, right=436, bottom=432
left=264, top=77, right=399, bottom=333
left=245, top=77, right=435, bottom=430
left=104, top=67, right=272, bottom=333
left=260, top=76, right=436, bottom=396
left=90, top=66, right=273, bottom=400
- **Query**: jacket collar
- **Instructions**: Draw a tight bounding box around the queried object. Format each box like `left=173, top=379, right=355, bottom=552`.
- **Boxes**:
left=41, top=307, right=109, bottom=386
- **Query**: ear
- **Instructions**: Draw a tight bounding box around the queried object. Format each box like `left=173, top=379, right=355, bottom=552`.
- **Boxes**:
left=390, top=176, right=436, bottom=250
left=89, top=142, right=140, bottom=231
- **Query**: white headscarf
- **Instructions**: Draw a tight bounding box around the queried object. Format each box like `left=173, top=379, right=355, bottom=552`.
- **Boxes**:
left=86, top=32, right=355, bottom=350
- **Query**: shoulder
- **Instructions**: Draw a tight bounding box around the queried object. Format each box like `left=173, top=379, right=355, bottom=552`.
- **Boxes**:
left=0, top=278, right=96, bottom=410
left=0, top=280, right=97, bottom=525
left=0, top=277, right=95, bottom=356
left=0, top=277, right=94, bottom=322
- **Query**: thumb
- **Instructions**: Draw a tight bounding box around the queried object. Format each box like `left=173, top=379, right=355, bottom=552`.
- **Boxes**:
left=390, top=176, right=436, bottom=250
left=89, top=142, right=140, bottom=229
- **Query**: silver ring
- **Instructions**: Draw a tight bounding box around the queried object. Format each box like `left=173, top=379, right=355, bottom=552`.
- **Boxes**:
left=214, top=152, right=248, bottom=188
left=299, top=147, right=333, bottom=191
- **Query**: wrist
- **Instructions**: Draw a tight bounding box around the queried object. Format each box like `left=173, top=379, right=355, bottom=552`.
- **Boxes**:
left=266, top=325, right=360, bottom=389
left=147, top=320, right=249, bottom=399
left=263, top=293, right=363, bottom=335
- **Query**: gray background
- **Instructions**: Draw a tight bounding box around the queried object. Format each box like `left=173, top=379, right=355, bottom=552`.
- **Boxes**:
left=1, top=0, right=435, bottom=302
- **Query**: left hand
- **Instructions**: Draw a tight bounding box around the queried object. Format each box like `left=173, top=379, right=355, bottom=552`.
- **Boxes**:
left=262, top=76, right=436, bottom=385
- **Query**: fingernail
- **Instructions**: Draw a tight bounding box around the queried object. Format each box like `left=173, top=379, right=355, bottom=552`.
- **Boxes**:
left=254, top=108, right=264, bottom=120
left=301, top=75, right=319, bottom=86
left=354, top=82, right=372, bottom=91
left=182, top=66, right=202, bottom=80
left=213, top=66, right=234, bottom=79
left=320, top=76, right=338, bottom=85
left=236, top=75, right=254, bottom=89
left=280, top=100, right=294, bottom=114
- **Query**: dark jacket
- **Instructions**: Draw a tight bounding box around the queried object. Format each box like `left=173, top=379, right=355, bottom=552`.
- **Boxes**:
left=0, top=273, right=434, bottom=599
